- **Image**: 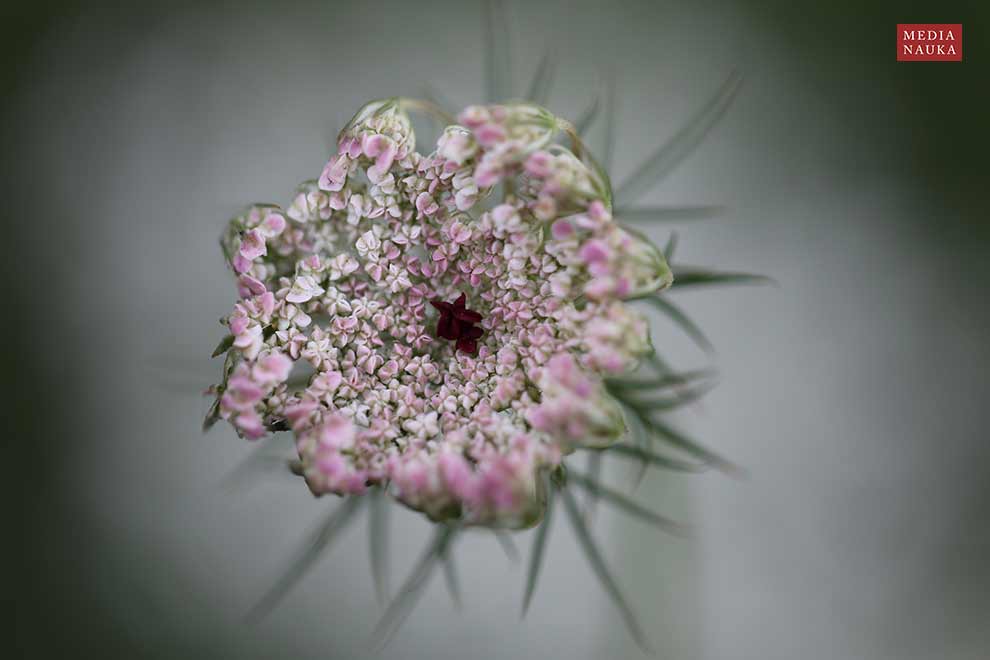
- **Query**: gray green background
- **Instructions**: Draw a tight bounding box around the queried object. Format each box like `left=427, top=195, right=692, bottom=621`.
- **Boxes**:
left=7, top=1, right=990, bottom=658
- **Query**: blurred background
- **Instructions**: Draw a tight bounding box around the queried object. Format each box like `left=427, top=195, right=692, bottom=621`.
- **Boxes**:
left=6, top=0, right=989, bottom=658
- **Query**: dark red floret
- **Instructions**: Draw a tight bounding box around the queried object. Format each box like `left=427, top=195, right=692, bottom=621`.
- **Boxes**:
left=430, top=293, right=485, bottom=356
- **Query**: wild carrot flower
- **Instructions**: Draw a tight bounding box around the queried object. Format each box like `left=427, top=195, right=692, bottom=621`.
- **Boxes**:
left=207, top=97, right=671, bottom=527
left=207, top=61, right=761, bottom=647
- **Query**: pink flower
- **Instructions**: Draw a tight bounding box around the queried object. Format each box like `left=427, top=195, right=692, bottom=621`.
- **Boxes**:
left=237, top=274, right=267, bottom=298
left=262, top=212, right=286, bottom=236
left=318, top=154, right=350, bottom=192
left=208, top=100, right=669, bottom=526
left=253, top=352, right=292, bottom=384
left=239, top=229, right=267, bottom=260
left=579, top=238, right=610, bottom=264
left=475, top=122, right=506, bottom=147
left=525, top=151, right=553, bottom=178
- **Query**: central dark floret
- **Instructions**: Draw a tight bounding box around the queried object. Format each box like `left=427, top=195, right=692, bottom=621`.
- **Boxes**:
left=430, top=293, right=484, bottom=355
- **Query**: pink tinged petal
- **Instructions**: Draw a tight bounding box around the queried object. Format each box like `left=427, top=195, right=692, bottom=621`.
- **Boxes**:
left=337, top=136, right=356, bottom=155
left=340, top=472, right=368, bottom=495
left=415, top=192, right=439, bottom=217
left=551, top=219, right=574, bottom=239
left=475, top=122, right=506, bottom=147
left=221, top=391, right=255, bottom=414
left=316, top=452, right=346, bottom=477
left=548, top=353, right=577, bottom=383
left=573, top=378, right=594, bottom=398
left=235, top=412, right=266, bottom=439
left=574, top=213, right=599, bottom=230
left=318, top=154, right=349, bottom=192
left=364, top=136, right=398, bottom=176
left=238, top=274, right=267, bottom=297
left=525, top=406, right=550, bottom=431
left=532, top=195, right=557, bottom=222
left=239, top=229, right=267, bottom=260
left=228, top=372, right=264, bottom=397
left=597, top=350, right=625, bottom=373
left=361, top=134, right=389, bottom=158
left=458, top=105, right=490, bottom=128
left=455, top=187, right=478, bottom=211
left=448, top=220, right=472, bottom=244
left=584, top=277, right=612, bottom=300
left=439, top=452, right=479, bottom=503
left=325, top=371, right=343, bottom=390
left=263, top=213, right=286, bottom=236
left=259, top=291, right=276, bottom=316
left=474, top=166, right=501, bottom=188
left=339, top=136, right=362, bottom=159
left=232, top=253, right=252, bottom=274
left=285, top=400, right=319, bottom=430
left=229, top=316, right=249, bottom=336
left=232, top=325, right=262, bottom=351
left=254, top=352, right=292, bottom=383
left=587, top=200, right=611, bottom=222
left=588, top=261, right=610, bottom=277
left=317, top=414, right=356, bottom=451
left=524, top=150, right=553, bottom=178
left=579, top=239, right=610, bottom=264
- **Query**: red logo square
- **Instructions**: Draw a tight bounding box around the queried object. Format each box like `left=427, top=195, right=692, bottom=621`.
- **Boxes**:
left=897, top=24, right=962, bottom=61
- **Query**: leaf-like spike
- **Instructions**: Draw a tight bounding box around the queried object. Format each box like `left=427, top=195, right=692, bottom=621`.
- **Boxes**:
left=368, top=487, right=390, bottom=607
left=211, top=334, right=234, bottom=358
left=646, top=350, right=674, bottom=376
left=663, top=231, right=679, bottom=262
left=622, top=398, right=654, bottom=487
left=635, top=296, right=714, bottom=353
left=616, top=204, right=725, bottom=223
left=650, top=417, right=745, bottom=478
left=422, top=82, right=457, bottom=118
left=494, top=529, right=521, bottom=563
left=484, top=0, right=512, bottom=102
left=594, top=443, right=706, bottom=473
left=219, top=436, right=294, bottom=493
left=621, top=379, right=718, bottom=413
left=202, top=398, right=221, bottom=433
left=246, top=496, right=363, bottom=622
left=574, top=92, right=600, bottom=137
left=522, top=476, right=554, bottom=616
left=567, top=471, right=689, bottom=536
left=607, top=368, right=716, bottom=393
left=615, top=70, right=743, bottom=205
left=669, top=266, right=773, bottom=289
left=525, top=51, right=556, bottom=106
left=370, top=525, right=455, bottom=649
left=583, top=451, right=603, bottom=521
left=602, top=72, right=616, bottom=173
left=580, top=71, right=617, bottom=173
left=441, top=542, right=463, bottom=609
left=560, top=487, right=653, bottom=652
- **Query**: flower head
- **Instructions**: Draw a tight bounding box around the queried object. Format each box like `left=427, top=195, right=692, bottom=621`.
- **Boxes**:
left=207, top=98, right=674, bottom=528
